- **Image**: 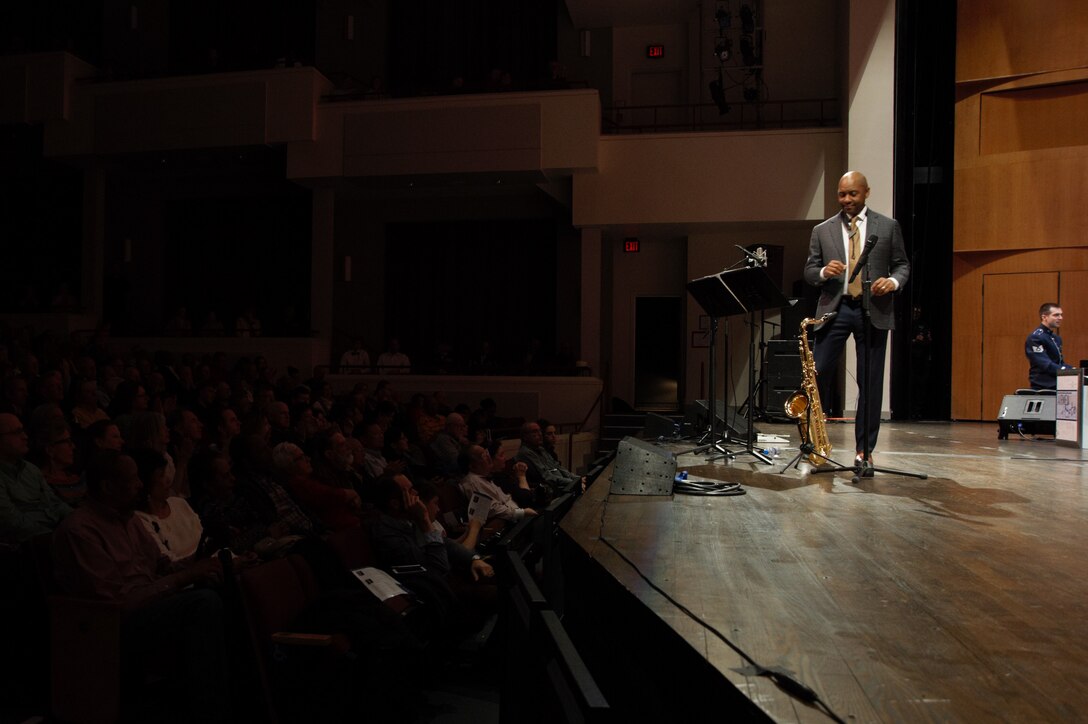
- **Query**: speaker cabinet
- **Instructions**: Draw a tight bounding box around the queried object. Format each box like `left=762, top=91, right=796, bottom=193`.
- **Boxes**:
left=685, top=400, right=755, bottom=439
left=996, top=393, right=1056, bottom=438
left=610, top=437, right=676, bottom=495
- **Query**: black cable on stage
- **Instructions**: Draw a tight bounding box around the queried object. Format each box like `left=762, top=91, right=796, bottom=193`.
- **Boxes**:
left=672, top=479, right=746, bottom=496
left=595, top=494, right=847, bottom=724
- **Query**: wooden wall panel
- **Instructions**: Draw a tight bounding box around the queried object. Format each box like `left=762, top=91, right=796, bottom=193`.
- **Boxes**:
left=980, top=81, right=1088, bottom=155
left=1059, top=270, right=1088, bottom=366
left=953, top=2, right=1088, bottom=416
left=956, top=0, right=1088, bottom=82
left=953, top=149, right=1088, bottom=252
left=981, top=272, right=1058, bottom=414
left=950, top=248, right=1088, bottom=419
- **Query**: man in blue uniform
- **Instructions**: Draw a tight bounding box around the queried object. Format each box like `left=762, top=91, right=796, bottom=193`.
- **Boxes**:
left=1025, top=303, right=1072, bottom=389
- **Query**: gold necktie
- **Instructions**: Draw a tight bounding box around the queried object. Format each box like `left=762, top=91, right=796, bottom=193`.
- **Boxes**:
left=847, top=216, right=862, bottom=298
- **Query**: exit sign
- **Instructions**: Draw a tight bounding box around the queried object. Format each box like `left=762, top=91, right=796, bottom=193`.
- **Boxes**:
left=647, top=45, right=665, bottom=59
left=624, top=238, right=640, bottom=253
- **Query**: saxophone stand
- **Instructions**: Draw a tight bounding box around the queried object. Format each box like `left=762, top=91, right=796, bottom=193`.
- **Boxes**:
left=779, top=400, right=855, bottom=473
left=851, top=244, right=927, bottom=482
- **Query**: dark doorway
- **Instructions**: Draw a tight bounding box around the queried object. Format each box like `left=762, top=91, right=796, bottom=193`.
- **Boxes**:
left=634, top=297, right=682, bottom=410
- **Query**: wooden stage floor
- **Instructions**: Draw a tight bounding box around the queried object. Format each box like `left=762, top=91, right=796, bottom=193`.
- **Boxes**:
left=560, top=421, right=1088, bottom=723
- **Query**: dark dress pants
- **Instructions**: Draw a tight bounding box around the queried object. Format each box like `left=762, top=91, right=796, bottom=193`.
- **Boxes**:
left=813, top=299, right=888, bottom=454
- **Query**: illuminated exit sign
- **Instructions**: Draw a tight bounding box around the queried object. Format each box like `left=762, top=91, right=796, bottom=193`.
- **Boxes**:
left=624, top=238, right=640, bottom=253
left=647, top=45, right=665, bottom=59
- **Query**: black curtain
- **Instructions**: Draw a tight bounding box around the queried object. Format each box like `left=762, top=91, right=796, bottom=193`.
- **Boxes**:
left=892, top=0, right=956, bottom=420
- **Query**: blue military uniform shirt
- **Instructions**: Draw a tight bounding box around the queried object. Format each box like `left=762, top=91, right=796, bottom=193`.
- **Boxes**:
left=1025, top=325, right=1067, bottom=389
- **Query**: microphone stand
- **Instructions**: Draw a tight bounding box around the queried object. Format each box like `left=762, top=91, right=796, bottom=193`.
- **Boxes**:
left=851, top=241, right=927, bottom=483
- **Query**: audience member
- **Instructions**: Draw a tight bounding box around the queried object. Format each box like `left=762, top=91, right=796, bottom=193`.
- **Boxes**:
left=51, top=450, right=229, bottom=721
left=376, top=338, right=411, bottom=374
left=339, top=338, right=371, bottom=373
left=108, top=380, right=148, bottom=440
left=515, top=420, right=584, bottom=493
left=458, top=444, right=536, bottom=523
left=69, top=377, right=109, bottom=431
left=132, top=448, right=203, bottom=562
left=39, top=419, right=85, bottom=506
left=430, top=412, right=468, bottom=475
left=271, top=442, right=361, bottom=530
left=359, top=422, right=405, bottom=480
left=0, top=375, right=29, bottom=423
left=0, top=412, right=72, bottom=543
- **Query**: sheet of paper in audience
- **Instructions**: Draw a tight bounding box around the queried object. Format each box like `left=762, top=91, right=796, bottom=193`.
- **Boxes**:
left=467, top=491, right=492, bottom=524
left=352, top=566, right=410, bottom=602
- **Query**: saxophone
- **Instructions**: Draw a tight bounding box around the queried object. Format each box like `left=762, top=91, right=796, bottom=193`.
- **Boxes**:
left=784, top=314, right=835, bottom=466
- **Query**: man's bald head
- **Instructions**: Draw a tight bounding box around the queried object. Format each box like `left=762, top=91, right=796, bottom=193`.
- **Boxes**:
left=837, top=171, right=871, bottom=217
left=840, top=171, right=869, bottom=189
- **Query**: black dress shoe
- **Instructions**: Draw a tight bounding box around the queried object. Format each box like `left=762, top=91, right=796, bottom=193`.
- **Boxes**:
left=854, top=453, right=873, bottom=469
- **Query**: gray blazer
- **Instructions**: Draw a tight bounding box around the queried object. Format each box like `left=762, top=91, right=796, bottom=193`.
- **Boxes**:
left=803, top=209, right=910, bottom=330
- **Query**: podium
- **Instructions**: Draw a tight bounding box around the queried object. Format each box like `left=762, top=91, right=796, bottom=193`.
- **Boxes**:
left=1056, top=369, right=1088, bottom=448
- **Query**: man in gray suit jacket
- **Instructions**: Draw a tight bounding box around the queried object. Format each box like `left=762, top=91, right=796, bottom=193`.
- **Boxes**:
left=803, top=171, right=910, bottom=465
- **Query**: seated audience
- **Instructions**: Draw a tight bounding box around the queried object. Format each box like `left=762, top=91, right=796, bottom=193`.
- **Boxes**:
left=458, top=444, right=536, bottom=523
left=133, top=448, right=203, bottom=561
left=232, top=435, right=321, bottom=538
left=486, top=439, right=541, bottom=509
left=0, top=412, right=72, bottom=543
left=515, top=420, right=584, bottom=493
left=68, top=377, right=109, bottom=431
left=107, top=380, right=148, bottom=441
left=311, top=430, right=364, bottom=492
left=0, top=375, right=30, bottom=423
left=430, top=412, right=469, bottom=476
left=271, top=442, right=361, bottom=530
left=51, top=450, right=228, bottom=721
left=39, top=419, right=85, bottom=506
left=376, top=338, right=411, bottom=374
left=383, top=426, right=428, bottom=480
left=359, top=422, right=405, bottom=480
left=369, top=474, right=495, bottom=631
left=339, top=338, right=371, bottom=373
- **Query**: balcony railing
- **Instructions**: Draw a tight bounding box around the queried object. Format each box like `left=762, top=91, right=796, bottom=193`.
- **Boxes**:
left=602, top=98, right=840, bottom=134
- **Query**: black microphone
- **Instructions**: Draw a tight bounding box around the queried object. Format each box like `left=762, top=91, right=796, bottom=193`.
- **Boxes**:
left=848, top=234, right=879, bottom=284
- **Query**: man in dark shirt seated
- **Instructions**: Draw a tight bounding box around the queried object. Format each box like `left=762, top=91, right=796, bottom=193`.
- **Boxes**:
left=1025, top=303, right=1073, bottom=389
left=52, top=449, right=229, bottom=722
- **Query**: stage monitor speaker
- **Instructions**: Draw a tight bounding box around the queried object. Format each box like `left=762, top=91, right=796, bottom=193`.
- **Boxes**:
left=643, top=412, right=680, bottom=440
left=764, top=339, right=802, bottom=422
left=996, top=392, right=1056, bottom=437
left=685, top=399, right=756, bottom=439
left=611, top=437, right=676, bottom=495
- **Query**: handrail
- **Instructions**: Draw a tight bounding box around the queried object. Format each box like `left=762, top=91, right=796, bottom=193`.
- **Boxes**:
left=602, top=97, right=839, bottom=134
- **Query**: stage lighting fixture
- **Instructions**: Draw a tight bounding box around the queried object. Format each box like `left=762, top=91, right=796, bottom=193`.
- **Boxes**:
left=714, top=38, right=732, bottom=62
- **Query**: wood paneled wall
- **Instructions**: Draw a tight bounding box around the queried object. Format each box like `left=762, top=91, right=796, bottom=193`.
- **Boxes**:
left=952, top=1, right=1088, bottom=419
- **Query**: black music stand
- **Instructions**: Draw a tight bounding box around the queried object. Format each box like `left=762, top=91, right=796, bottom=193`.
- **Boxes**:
left=688, top=266, right=790, bottom=463
left=686, top=273, right=739, bottom=461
